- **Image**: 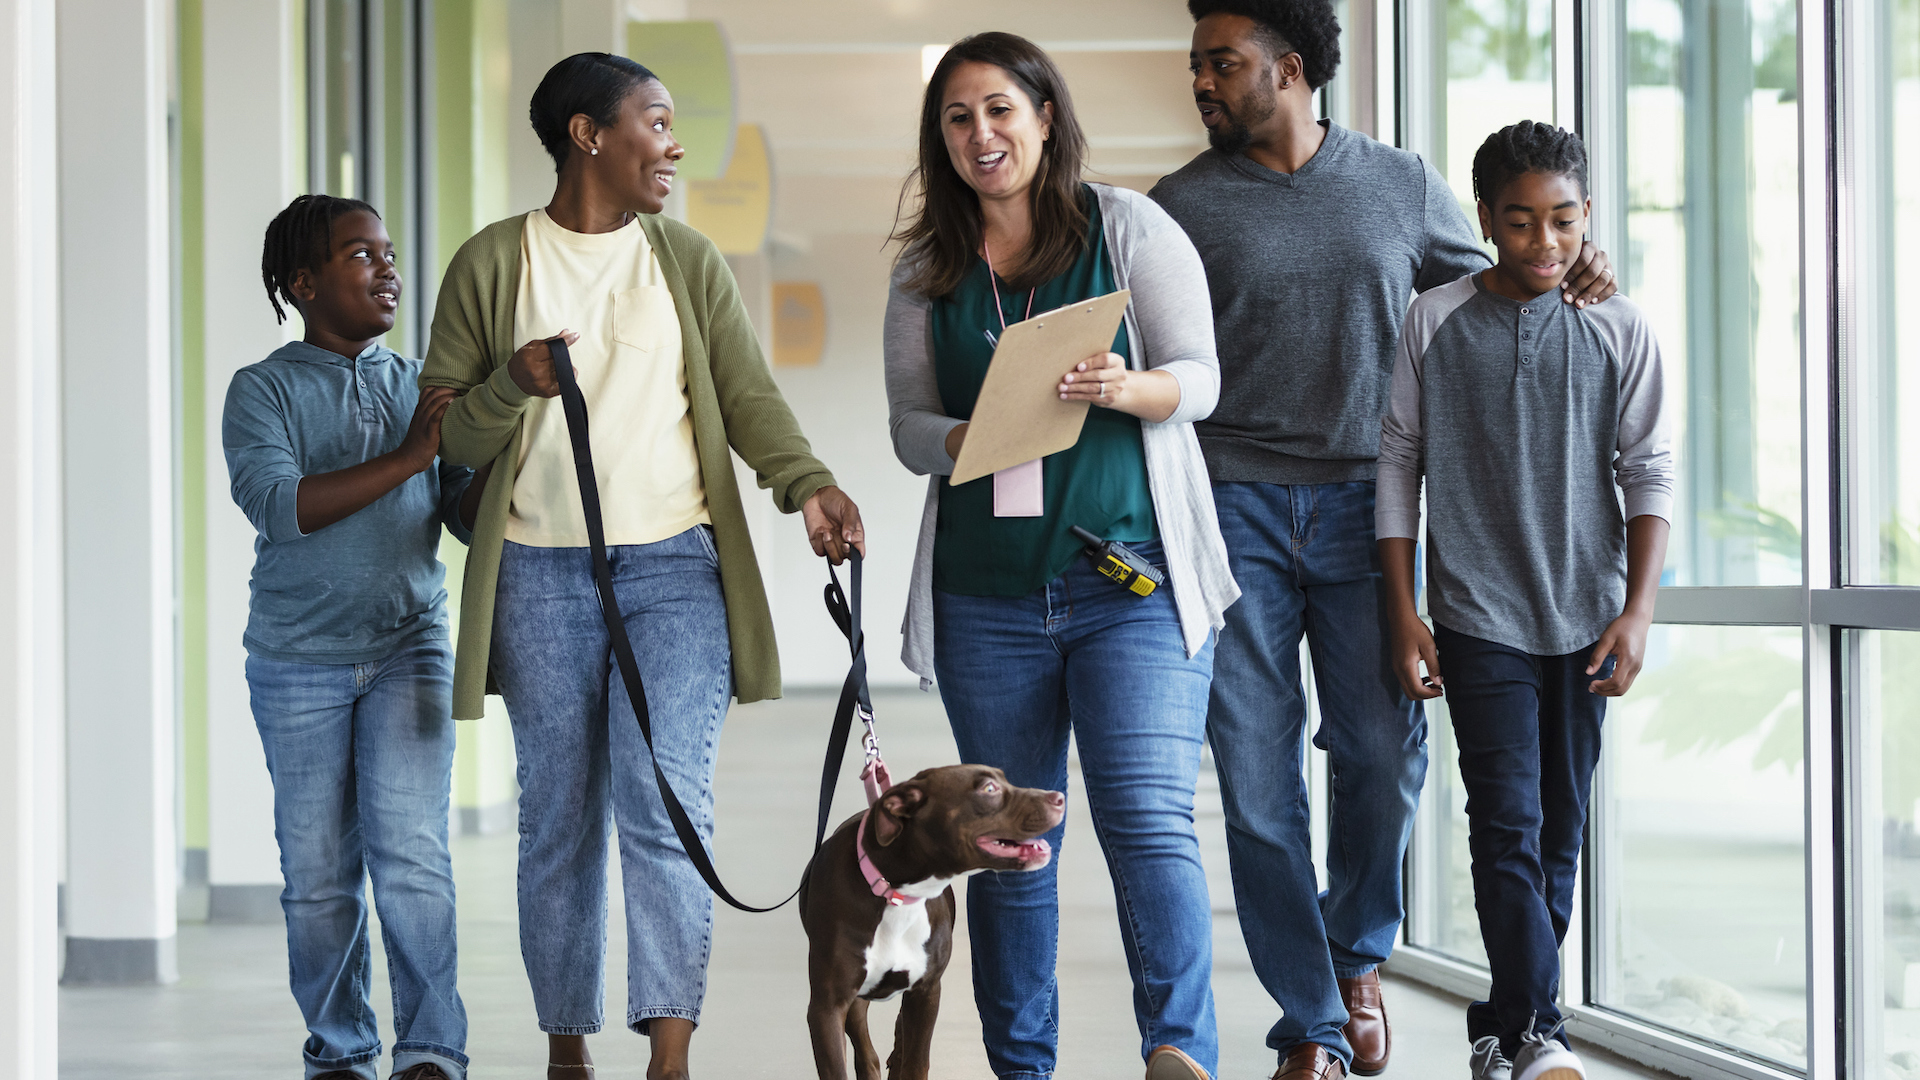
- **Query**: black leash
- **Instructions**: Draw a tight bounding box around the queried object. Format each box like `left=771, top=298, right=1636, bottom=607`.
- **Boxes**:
left=549, top=336, right=869, bottom=913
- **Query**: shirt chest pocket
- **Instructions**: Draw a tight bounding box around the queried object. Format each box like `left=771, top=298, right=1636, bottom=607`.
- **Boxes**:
left=611, top=285, right=676, bottom=356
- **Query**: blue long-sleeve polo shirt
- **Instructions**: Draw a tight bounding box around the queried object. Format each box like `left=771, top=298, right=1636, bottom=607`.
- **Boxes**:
left=223, top=340, right=474, bottom=664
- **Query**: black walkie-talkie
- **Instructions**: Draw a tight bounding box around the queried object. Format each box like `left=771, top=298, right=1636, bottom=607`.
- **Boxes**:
left=1070, top=526, right=1165, bottom=597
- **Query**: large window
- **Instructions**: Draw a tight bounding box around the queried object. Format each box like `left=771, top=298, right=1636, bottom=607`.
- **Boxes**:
left=1847, top=629, right=1920, bottom=1078
left=1404, top=0, right=1557, bottom=237
left=1595, top=625, right=1808, bottom=1067
left=1613, top=0, right=1802, bottom=588
left=1847, top=0, right=1920, bottom=586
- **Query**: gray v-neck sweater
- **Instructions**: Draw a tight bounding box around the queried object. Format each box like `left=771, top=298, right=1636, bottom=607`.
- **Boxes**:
left=1150, top=122, right=1489, bottom=484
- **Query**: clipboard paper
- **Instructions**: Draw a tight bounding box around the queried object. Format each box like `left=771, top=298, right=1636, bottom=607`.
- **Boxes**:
left=949, top=289, right=1132, bottom=487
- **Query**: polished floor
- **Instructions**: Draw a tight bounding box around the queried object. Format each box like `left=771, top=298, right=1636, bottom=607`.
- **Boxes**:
left=60, top=690, right=1668, bottom=1079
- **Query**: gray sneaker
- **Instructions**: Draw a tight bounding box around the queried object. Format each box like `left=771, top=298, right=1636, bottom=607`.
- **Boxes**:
left=1511, top=1021, right=1586, bottom=1080
left=1470, top=1035, right=1512, bottom=1080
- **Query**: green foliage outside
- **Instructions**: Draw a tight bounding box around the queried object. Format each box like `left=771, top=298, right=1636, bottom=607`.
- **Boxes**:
left=1446, top=0, right=1550, bottom=82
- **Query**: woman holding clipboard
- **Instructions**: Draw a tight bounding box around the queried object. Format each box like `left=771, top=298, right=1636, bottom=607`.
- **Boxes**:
left=884, top=32, right=1240, bottom=1080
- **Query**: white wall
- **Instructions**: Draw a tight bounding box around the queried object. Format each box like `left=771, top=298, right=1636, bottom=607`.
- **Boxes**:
left=0, top=0, right=62, bottom=1062
left=200, top=0, right=305, bottom=910
left=58, top=0, right=179, bottom=980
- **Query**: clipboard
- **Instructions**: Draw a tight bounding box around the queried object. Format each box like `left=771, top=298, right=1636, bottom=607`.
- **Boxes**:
left=950, top=289, right=1131, bottom=486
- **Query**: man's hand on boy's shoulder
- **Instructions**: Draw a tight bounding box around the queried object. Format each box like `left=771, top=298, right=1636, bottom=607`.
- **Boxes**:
left=1560, top=240, right=1618, bottom=309
left=1586, top=608, right=1652, bottom=697
left=399, top=387, right=456, bottom=472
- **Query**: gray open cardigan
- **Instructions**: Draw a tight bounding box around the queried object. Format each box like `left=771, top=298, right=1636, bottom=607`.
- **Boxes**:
left=884, top=183, right=1240, bottom=685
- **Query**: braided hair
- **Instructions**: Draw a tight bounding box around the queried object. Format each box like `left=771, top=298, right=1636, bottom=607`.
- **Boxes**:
left=1471, top=121, right=1588, bottom=207
left=1186, top=0, right=1343, bottom=90
left=261, top=194, right=380, bottom=324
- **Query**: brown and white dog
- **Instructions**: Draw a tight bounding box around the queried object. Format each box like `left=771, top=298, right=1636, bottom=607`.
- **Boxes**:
left=797, top=764, right=1064, bottom=1080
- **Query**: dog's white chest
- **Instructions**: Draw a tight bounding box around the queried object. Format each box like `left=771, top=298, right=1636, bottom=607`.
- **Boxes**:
left=858, top=899, right=935, bottom=1000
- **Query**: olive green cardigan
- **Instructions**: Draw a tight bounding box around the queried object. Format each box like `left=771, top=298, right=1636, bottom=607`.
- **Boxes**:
left=422, top=212, right=836, bottom=720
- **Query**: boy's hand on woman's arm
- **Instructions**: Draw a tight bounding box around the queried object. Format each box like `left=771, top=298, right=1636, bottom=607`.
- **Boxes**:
left=1587, top=514, right=1672, bottom=696
left=294, top=388, right=456, bottom=535
left=1379, top=537, right=1445, bottom=700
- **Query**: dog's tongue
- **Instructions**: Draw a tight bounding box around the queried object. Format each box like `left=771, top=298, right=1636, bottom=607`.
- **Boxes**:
left=980, top=835, right=1052, bottom=863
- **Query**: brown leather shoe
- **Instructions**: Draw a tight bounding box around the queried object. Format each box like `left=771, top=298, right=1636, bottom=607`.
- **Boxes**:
left=1339, top=970, right=1390, bottom=1075
left=1272, top=1043, right=1347, bottom=1080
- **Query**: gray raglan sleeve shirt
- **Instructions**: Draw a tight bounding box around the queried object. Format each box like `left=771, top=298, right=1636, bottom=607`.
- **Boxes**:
left=1376, top=277, right=1677, bottom=541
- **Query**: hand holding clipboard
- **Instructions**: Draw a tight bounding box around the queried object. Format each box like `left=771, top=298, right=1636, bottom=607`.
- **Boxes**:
left=949, top=290, right=1131, bottom=486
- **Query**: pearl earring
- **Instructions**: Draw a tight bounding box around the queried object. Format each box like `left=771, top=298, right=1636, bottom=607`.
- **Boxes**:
left=590, top=148, right=599, bottom=156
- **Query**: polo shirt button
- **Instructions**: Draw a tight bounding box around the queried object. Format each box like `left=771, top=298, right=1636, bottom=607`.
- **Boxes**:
left=1521, top=307, right=1530, bottom=314
left=1522, top=355, right=1533, bottom=364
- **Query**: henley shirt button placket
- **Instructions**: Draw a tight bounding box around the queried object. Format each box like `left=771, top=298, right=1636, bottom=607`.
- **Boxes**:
left=1519, top=307, right=1533, bottom=366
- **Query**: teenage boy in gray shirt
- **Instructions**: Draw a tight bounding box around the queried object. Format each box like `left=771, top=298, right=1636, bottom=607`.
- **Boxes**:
left=1148, top=2, right=1617, bottom=1078
left=1376, top=121, right=1672, bottom=1080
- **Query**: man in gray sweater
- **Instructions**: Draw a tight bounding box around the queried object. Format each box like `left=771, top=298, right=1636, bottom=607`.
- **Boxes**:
left=1147, top=3, right=1616, bottom=1078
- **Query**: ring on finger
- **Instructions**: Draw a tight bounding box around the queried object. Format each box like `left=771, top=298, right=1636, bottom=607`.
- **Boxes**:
left=1098, top=383, right=1106, bottom=398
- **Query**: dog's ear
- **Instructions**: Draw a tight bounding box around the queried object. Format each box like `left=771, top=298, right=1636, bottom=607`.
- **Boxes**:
left=873, top=783, right=926, bottom=847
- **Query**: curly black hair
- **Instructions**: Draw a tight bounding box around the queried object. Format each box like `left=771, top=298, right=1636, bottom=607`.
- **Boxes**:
left=529, top=52, right=659, bottom=173
left=1470, top=120, right=1589, bottom=206
left=260, top=194, right=380, bottom=325
left=1186, top=0, right=1342, bottom=89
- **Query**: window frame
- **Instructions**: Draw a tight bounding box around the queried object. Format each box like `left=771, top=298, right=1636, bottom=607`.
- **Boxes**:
left=1381, top=1, right=1870, bottom=1077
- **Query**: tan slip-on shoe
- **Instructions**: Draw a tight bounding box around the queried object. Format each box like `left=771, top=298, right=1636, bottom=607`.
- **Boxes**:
left=1147, top=1043, right=1212, bottom=1080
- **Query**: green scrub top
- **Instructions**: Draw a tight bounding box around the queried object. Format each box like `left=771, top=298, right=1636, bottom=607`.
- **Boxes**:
left=930, top=187, right=1156, bottom=597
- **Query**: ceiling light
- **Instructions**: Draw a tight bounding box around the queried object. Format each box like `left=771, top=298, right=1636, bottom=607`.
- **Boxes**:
left=922, top=44, right=947, bottom=84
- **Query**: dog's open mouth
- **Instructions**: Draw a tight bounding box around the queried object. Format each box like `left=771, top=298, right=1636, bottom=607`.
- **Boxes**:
left=976, top=835, right=1052, bottom=868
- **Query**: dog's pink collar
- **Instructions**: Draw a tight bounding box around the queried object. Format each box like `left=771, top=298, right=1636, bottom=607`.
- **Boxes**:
left=855, top=810, right=924, bottom=907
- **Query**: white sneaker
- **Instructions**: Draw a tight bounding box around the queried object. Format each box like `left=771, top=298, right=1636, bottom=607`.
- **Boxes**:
left=1511, top=1021, right=1586, bottom=1080
left=1470, top=1035, right=1513, bottom=1080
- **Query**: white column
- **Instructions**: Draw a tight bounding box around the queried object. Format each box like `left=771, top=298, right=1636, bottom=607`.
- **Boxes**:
left=0, top=0, right=62, bottom=1064
left=201, top=0, right=304, bottom=921
left=58, top=0, right=178, bottom=984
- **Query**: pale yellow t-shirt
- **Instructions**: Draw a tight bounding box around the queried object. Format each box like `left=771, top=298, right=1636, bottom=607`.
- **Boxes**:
left=506, top=208, right=710, bottom=547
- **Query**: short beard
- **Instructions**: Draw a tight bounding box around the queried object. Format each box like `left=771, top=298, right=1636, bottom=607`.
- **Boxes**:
left=1205, top=65, right=1279, bottom=157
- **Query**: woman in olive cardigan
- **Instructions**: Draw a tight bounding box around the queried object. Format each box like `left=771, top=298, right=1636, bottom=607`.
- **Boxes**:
left=422, top=53, right=862, bottom=1080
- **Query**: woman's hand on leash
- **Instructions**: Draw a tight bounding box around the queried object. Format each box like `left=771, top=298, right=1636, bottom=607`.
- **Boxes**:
left=507, top=330, right=578, bottom=399
left=1058, top=351, right=1182, bottom=423
left=804, top=485, right=866, bottom=564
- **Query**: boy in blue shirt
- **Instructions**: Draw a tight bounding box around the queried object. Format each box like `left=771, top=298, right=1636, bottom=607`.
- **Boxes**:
left=224, top=194, right=486, bottom=1080
left=1375, top=123, right=1674, bottom=1080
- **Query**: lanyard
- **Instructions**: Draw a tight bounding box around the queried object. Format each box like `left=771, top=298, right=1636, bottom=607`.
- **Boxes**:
left=982, top=238, right=1034, bottom=336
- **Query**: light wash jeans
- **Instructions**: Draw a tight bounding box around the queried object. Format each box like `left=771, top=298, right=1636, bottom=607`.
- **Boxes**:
left=1206, top=481, right=1430, bottom=1068
left=933, top=539, right=1218, bottom=1080
left=490, top=527, right=732, bottom=1035
left=246, top=635, right=467, bottom=1080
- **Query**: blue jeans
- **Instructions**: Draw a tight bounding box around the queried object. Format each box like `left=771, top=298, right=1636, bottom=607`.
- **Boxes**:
left=1206, top=481, right=1429, bottom=1066
left=933, top=539, right=1218, bottom=1080
left=246, top=635, right=467, bottom=1080
left=1435, top=624, right=1607, bottom=1056
left=490, top=528, right=732, bottom=1034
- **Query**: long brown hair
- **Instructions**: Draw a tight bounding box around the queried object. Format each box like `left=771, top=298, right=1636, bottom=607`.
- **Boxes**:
left=891, top=33, right=1090, bottom=298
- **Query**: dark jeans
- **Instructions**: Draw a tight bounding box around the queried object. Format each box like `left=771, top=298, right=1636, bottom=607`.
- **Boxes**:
left=1207, top=481, right=1428, bottom=1067
left=1435, top=623, right=1609, bottom=1056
